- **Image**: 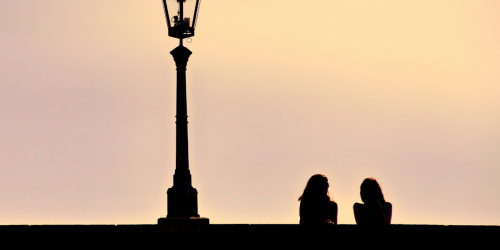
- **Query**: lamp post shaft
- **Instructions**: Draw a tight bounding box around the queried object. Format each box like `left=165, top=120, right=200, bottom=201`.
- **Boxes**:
left=167, top=45, right=199, bottom=218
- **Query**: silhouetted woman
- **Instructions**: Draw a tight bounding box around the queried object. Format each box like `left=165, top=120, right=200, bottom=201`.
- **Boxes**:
left=353, top=178, right=392, bottom=225
left=299, top=174, right=338, bottom=225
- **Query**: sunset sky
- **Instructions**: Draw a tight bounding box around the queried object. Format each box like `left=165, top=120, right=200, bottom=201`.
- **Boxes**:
left=1, top=0, right=499, bottom=225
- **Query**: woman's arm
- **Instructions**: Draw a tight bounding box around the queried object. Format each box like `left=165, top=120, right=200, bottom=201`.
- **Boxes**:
left=368, top=200, right=390, bottom=225
left=299, top=202, right=305, bottom=224
left=383, top=202, right=392, bottom=224
left=353, top=203, right=365, bottom=224
left=330, top=202, right=338, bottom=225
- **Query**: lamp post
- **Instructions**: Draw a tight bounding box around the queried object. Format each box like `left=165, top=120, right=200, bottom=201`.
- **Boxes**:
left=158, top=0, right=208, bottom=233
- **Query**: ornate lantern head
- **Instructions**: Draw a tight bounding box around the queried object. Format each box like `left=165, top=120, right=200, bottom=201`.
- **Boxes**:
left=162, top=0, right=201, bottom=39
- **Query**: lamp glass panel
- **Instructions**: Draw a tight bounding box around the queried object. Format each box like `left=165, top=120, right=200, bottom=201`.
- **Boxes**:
left=165, top=0, right=198, bottom=28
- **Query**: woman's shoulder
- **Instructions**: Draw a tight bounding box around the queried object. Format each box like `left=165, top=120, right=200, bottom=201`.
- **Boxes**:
left=353, top=202, right=364, bottom=210
left=328, top=200, right=338, bottom=208
left=383, top=202, right=392, bottom=208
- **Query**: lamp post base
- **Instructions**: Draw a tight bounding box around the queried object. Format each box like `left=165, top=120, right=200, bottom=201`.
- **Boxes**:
left=157, top=217, right=209, bottom=233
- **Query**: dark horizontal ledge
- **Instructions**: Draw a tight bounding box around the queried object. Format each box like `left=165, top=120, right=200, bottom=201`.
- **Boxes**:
left=1, top=224, right=497, bottom=246
left=1, top=224, right=498, bottom=227
left=1, top=224, right=497, bottom=233
left=1, top=224, right=497, bottom=226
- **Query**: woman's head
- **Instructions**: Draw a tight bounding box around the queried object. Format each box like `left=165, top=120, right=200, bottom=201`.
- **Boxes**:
left=298, top=174, right=332, bottom=201
left=360, top=178, right=386, bottom=203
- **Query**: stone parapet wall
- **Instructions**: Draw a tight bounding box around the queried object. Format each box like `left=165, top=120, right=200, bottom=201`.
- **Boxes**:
left=0, top=224, right=496, bottom=247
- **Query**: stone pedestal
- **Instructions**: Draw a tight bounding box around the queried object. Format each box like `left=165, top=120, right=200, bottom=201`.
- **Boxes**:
left=158, top=217, right=209, bottom=233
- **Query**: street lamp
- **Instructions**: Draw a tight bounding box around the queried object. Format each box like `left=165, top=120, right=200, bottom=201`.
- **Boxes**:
left=162, top=0, right=200, bottom=41
left=158, top=0, right=208, bottom=233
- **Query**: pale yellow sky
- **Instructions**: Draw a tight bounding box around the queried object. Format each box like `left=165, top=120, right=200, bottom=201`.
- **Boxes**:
left=0, top=0, right=499, bottom=225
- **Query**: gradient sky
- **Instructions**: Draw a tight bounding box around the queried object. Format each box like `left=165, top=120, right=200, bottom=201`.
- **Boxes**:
left=1, top=0, right=499, bottom=225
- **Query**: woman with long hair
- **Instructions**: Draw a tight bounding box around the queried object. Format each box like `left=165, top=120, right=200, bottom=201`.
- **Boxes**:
left=299, top=174, right=338, bottom=225
left=353, top=178, right=392, bottom=225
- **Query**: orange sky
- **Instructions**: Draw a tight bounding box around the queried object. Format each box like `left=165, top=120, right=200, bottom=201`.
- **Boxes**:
left=0, top=0, right=499, bottom=225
